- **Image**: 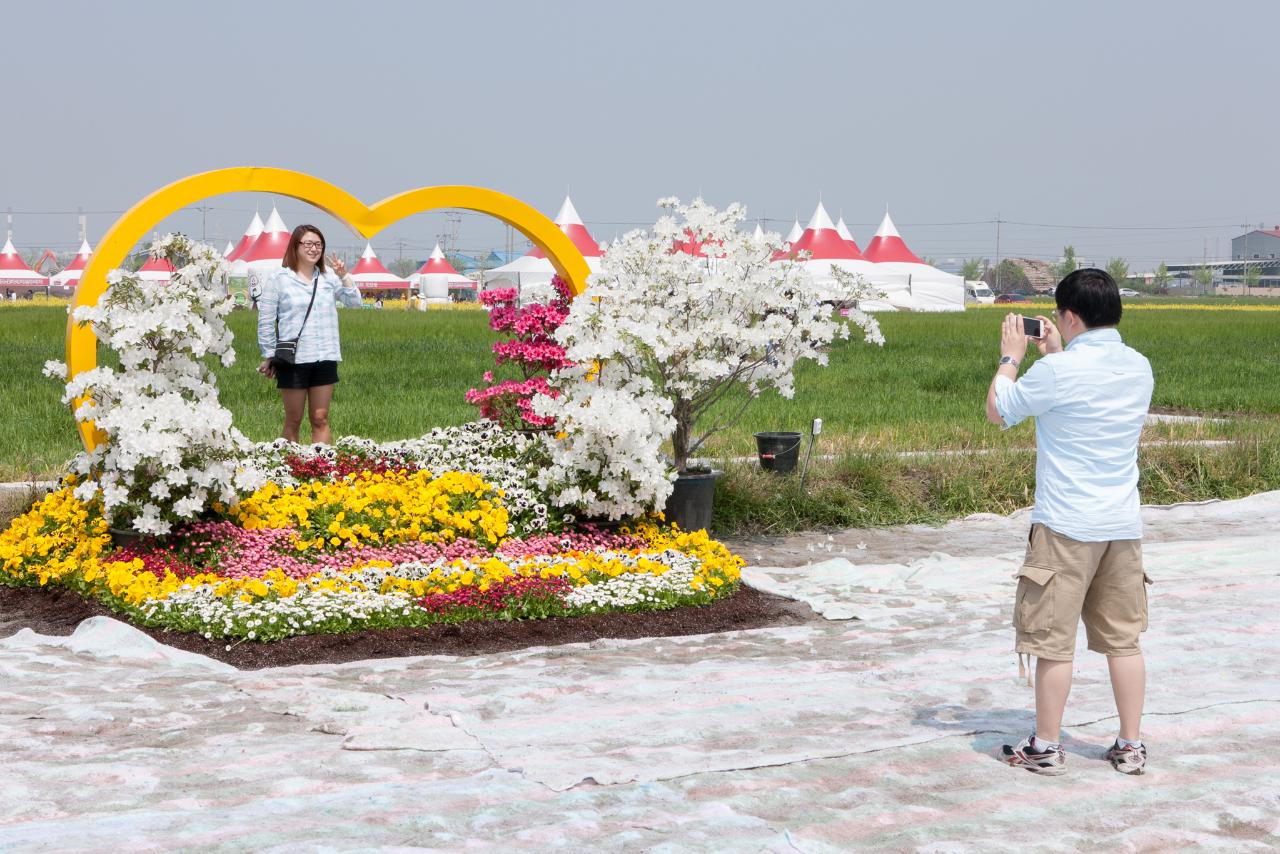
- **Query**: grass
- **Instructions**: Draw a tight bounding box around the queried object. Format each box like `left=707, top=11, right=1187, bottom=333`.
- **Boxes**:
left=0, top=307, right=501, bottom=480
left=697, top=306, right=1280, bottom=457
left=2, top=299, right=1278, bottom=534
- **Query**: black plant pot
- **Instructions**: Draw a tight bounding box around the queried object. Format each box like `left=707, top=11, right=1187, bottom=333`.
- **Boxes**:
left=664, top=469, right=722, bottom=533
left=754, top=431, right=803, bottom=474
left=109, top=526, right=145, bottom=549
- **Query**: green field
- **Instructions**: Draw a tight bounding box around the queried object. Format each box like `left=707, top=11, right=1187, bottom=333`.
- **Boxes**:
left=1, top=303, right=1278, bottom=481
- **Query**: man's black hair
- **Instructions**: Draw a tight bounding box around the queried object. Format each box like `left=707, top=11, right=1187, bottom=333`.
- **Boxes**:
left=1055, top=268, right=1122, bottom=328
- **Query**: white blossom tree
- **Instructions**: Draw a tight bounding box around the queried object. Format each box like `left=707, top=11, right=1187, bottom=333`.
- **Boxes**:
left=45, top=234, right=263, bottom=534
left=535, top=198, right=883, bottom=518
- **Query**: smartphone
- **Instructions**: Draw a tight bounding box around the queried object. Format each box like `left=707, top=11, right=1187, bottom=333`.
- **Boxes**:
left=1021, top=316, right=1044, bottom=339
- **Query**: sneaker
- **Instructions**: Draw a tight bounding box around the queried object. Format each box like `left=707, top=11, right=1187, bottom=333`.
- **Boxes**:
left=1104, top=740, right=1147, bottom=775
left=1001, top=736, right=1066, bottom=776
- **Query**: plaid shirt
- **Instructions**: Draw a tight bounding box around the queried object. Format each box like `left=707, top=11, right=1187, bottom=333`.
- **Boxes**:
left=257, top=267, right=363, bottom=363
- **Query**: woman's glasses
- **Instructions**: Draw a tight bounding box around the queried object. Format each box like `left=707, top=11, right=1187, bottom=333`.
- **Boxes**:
left=299, top=241, right=323, bottom=250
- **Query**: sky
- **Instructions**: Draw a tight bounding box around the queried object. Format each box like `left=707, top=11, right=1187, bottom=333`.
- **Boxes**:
left=3, top=0, right=1278, bottom=270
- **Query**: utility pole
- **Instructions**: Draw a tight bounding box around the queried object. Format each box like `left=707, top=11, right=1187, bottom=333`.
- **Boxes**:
left=994, top=213, right=1002, bottom=293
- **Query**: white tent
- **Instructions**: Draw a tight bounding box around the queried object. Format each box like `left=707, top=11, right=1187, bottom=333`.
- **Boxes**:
left=483, top=196, right=602, bottom=302
left=862, top=212, right=964, bottom=312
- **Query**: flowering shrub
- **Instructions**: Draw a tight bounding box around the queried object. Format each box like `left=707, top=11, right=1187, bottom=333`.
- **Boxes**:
left=242, top=423, right=565, bottom=534
left=43, top=234, right=262, bottom=534
left=533, top=198, right=885, bottom=519
left=466, top=277, right=572, bottom=430
left=0, top=483, right=743, bottom=642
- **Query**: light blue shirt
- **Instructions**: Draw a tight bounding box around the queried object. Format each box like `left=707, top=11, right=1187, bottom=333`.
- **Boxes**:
left=994, top=328, right=1154, bottom=542
left=257, top=267, right=363, bottom=363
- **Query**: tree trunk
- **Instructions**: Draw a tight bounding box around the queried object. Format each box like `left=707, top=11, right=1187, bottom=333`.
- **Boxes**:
left=671, top=399, right=693, bottom=473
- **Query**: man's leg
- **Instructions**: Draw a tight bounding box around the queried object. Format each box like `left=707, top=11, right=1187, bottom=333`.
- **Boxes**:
left=1107, top=652, right=1145, bottom=741
left=1034, top=658, right=1074, bottom=744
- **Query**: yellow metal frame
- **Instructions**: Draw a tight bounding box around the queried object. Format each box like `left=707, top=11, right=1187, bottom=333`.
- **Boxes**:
left=66, top=167, right=590, bottom=451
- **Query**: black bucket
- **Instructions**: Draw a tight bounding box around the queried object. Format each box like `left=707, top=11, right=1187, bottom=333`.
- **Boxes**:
left=754, top=431, right=802, bottom=474
left=664, top=469, right=722, bottom=532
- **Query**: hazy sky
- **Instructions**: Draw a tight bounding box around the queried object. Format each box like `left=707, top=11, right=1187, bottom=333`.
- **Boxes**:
left=3, top=0, right=1278, bottom=269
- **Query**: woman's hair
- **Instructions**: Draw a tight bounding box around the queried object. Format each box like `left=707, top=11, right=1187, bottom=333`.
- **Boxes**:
left=282, top=225, right=326, bottom=274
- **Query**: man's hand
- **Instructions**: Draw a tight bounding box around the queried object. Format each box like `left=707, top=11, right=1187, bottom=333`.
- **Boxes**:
left=1001, top=313, right=1029, bottom=361
left=258, top=359, right=276, bottom=379
left=1034, top=315, right=1063, bottom=355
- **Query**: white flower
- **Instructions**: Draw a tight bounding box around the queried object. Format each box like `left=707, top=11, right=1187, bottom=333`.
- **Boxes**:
left=53, top=234, right=245, bottom=529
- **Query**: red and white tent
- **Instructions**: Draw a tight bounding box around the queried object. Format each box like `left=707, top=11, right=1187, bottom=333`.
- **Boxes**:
left=50, top=239, right=92, bottom=294
left=411, top=244, right=473, bottom=303
left=862, top=211, right=924, bottom=264
left=772, top=202, right=876, bottom=302
left=136, top=254, right=174, bottom=284
left=410, top=244, right=473, bottom=286
left=862, top=211, right=963, bottom=312
left=223, top=241, right=235, bottom=259
left=240, top=207, right=291, bottom=273
left=0, top=237, right=49, bottom=294
left=350, top=242, right=408, bottom=292
left=483, top=195, right=602, bottom=302
left=226, top=211, right=264, bottom=264
left=835, top=216, right=862, bottom=256
left=784, top=218, right=803, bottom=245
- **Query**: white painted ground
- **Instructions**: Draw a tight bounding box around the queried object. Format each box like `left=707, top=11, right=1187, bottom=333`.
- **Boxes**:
left=2, top=494, right=1278, bottom=852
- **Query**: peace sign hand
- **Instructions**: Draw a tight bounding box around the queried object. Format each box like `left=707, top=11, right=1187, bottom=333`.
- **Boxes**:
left=328, top=253, right=348, bottom=278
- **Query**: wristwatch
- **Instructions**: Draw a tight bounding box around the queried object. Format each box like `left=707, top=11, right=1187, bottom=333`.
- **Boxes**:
left=998, top=356, right=1020, bottom=369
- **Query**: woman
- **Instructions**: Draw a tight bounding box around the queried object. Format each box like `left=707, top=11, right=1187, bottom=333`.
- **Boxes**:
left=257, top=225, right=364, bottom=443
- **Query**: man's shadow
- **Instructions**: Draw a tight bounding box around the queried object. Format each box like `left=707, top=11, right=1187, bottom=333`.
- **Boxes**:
left=913, top=704, right=1103, bottom=761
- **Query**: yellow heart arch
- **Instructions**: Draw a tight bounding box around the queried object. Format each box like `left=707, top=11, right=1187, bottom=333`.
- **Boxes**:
left=66, top=167, right=591, bottom=452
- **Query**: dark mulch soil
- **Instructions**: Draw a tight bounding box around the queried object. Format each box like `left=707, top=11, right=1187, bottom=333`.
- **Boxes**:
left=0, top=584, right=818, bottom=670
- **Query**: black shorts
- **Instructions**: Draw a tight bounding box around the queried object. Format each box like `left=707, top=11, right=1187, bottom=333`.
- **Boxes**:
left=276, top=360, right=339, bottom=390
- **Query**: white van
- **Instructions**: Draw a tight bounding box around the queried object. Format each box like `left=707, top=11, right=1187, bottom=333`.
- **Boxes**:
left=965, top=282, right=995, bottom=304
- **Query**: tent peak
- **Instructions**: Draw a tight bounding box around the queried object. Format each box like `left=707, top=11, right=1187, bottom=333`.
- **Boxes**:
left=806, top=202, right=837, bottom=232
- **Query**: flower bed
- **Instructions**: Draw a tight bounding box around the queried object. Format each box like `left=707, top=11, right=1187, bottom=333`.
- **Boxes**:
left=0, top=446, right=743, bottom=642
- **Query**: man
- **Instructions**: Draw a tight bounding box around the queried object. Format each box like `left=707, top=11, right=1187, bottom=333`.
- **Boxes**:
left=985, top=268, right=1154, bottom=776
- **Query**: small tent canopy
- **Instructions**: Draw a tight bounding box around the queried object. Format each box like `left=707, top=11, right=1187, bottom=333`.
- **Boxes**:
left=241, top=207, right=291, bottom=270
left=409, top=244, right=473, bottom=289
left=350, top=242, right=408, bottom=293
left=50, top=238, right=92, bottom=294
left=226, top=211, right=264, bottom=263
left=785, top=218, right=803, bottom=245
left=835, top=216, right=863, bottom=256
left=524, top=196, right=602, bottom=260
left=0, top=237, right=49, bottom=293
left=136, top=254, right=174, bottom=284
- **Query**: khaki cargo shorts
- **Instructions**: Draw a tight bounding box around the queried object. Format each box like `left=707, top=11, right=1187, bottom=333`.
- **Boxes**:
left=1013, top=523, right=1152, bottom=661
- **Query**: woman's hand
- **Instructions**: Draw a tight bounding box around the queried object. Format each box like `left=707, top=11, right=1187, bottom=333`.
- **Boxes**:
left=258, top=359, right=276, bottom=379
left=327, top=253, right=348, bottom=278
